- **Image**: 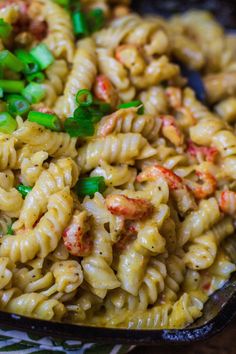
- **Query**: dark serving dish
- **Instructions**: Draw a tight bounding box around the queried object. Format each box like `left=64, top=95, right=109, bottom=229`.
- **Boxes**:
left=1, top=273, right=236, bottom=345
left=1, top=0, right=236, bottom=345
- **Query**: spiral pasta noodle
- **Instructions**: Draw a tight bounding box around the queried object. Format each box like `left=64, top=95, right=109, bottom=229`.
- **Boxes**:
left=39, top=0, right=75, bottom=62
left=54, top=38, right=97, bottom=120
left=0, top=1, right=236, bottom=331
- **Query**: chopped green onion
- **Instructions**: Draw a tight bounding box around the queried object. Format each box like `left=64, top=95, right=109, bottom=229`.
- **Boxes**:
left=26, top=72, right=45, bottom=83
left=15, top=49, right=40, bottom=75
left=118, top=100, right=144, bottom=114
left=0, top=50, right=24, bottom=72
left=76, top=89, right=93, bottom=107
left=7, top=94, right=30, bottom=116
left=0, top=80, right=25, bottom=93
left=28, top=111, right=61, bottom=131
left=73, top=106, right=91, bottom=120
left=53, top=0, right=69, bottom=6
left=7, top=224, right=14, bottom=235
left=0, top=19, right=12, bottom=39
left=72, top=11, right=88, bottom=36
left=0, top=112, right=17, bottom=134
left=74, top=106, right=102, bottom=124
left=93, top=101, right=112, bottom=115
left=87, top=8, right=105, bottom=33
left=16, top=184, right=32, bottom=198
left=0, top=88, right=3, bottom=98
left=64, top=117, right=94, bottom=137
left=22, top=83, right=45, bottom=104
left=30, top=44, right=54, bottom=70
left=76, top=176, right=106, bottom=197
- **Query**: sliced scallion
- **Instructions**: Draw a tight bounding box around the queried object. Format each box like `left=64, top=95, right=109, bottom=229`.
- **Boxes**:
left=15, top=49, right=40, bottom=75
left=72, top=11, right=88, bottom=36
left=30, top=44, right=54, bottom=70
left=76, top=89, right=93, bottom=107
left=0, top=50, right=24, bottom=72
left=22, top=83, right=45, bottom=104
left=53, top=0, right=69, bottom=6
left=28, top=111, right=61, bottom=131
left=87, top=8, right=105, bottom=33
left=64, top=117, right=94, bottom=137
left=26, top=72, right=45, bottom=83
left=16, top=184, right=32, bottom=198
left=76, top=176, right=106, bottom=197
left=0, top=80, right=24, bottom=93
left=118, top=100, right=144, bottom=114
left=0, top=112, right=17, bottom=134
left=0, top=19, right=12, bottom=39
left=7, top=224, right=14, bottom=235
left=7, top=94, right=30, bottom=116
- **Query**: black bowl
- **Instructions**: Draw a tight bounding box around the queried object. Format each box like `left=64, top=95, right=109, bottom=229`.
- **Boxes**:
left=1, top=273, right=236, bottom=344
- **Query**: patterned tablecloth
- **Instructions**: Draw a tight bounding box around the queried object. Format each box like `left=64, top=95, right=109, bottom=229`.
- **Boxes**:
left=0, top=328, right=133, bottom=354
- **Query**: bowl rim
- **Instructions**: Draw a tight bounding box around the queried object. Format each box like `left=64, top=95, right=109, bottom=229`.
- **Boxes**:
left=1, top=286, right=236, bottom=345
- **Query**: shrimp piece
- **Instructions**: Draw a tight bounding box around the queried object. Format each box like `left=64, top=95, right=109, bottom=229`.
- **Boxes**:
left=185, top=172, right=217, bottom=200
left=96, top=107, right=138, bottom=137
left=187, top=141, right=218, bottom=163
left=115, top=44, right=146, bottom=76
left=166, top=87, right=182, bottom=109
left=62, top=210, right=92, bottom=257
left=219, top=191, right=236, bottom=215
left=105, top=194, right=153, bottom=220
left=137, top=165, right=196, bottom=214
left=137, top=164, right=183, bottom=189
left=160, top=115, right=184, bottom=146
left=93, top=75, right=119, bottom=108
left=115, top=223, right=137, bottom=251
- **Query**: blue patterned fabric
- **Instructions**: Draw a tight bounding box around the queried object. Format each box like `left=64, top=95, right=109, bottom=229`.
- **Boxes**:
left=0, top=328, right=134, bottom=353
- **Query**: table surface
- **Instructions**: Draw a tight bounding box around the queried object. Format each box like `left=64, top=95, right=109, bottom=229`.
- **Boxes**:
left=131, top=318, right=236, bottom=354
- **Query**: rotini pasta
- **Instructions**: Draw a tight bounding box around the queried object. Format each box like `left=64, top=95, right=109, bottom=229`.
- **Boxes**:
left=54, top=38, right=97, bottom=120
left=39, top=0, right=75, bottom=62
left=0, top=1, right=235, bottom=331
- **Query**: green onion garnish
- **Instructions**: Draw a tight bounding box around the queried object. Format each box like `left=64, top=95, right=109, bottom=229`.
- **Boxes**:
left=22, top=83, right=45, bottom=104
left=76, top=176, right=106, bottom=197
left=118, top=100, right=144, bottom=114
left=53, top=0, right=69, bottom=6
left=64, top=117, right=94, bottom=137
left=26, top=72, right=45, bottom=83
left=16, top=184, right=32, bottom=198
left=7, top=224, right=14, bottom=235
left=73, top=106, right=91, bottom=120
left=30, top=44, right=54, bottom=70
left=15, top=49, right=40, bottom=75
left=0, top=112, right=17, bottom=134
left=76, top=89, right=93, bottom=107
left=7, top=94, right=30, bottom=116
left=73, top=106, right=103, bottom=124
left=0, top=80, right=24, bottom=93
left=87, top=8, right=105, bottom=33
left=0, top=50, right=24, bottom=72
left=0, top=88, right=3, bottom=98
left=0, top=19, right=12, bottom=39
left=93, top=101, right=112, bottom=115
left=28, top=111, right=61, bottom=131
left=72, top=11, right=88, bottom=36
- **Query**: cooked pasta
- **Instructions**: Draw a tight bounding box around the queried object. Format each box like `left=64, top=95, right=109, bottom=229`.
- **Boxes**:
left=14, top=121, right=77, bottom=158
left=54, top=38, right=97, bottom=119
left=39, top=0, right=75, bottom=62
left=0, top=1, right=235, bottom=331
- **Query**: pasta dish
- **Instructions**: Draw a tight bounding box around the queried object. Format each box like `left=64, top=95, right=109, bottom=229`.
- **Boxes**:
left=0, top=0, right=236, bottom=329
